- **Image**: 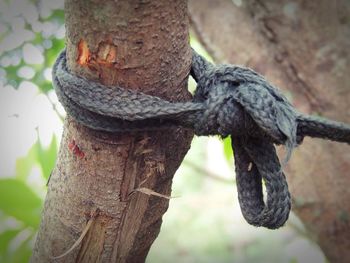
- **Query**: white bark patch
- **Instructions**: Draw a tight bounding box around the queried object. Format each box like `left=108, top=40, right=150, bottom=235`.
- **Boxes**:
left=283, top=2, right=298, bottom=21
left=231, top=0, right=242, bottom=7
left=248, top=162, right=253, bottom=171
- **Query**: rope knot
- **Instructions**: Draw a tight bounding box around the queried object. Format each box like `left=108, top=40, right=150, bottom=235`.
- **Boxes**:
left=193, top=80, right=246, bottom=137
left=193, top=66, right=269, bottom=139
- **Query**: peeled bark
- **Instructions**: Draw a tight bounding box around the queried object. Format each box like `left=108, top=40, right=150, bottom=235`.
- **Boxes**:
left=189, top=0, right=350, bottom=262
left=32, top=1, right=192, bottom=262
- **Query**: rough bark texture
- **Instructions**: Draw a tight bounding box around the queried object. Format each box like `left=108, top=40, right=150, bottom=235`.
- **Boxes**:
left=32, top=1, right=192, bottom=262
left=189, top=0, right=350, bottom=262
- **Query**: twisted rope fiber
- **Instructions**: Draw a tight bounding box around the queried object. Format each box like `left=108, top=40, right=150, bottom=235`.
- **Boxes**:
left=53, top=49, right=350, bottom=229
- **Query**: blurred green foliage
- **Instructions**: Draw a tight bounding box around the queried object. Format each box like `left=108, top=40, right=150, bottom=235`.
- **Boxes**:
left=16, top=135, right=57, bottom=181
left=0, top=0, right=63, bottom=261
left=0, top=135, right=56, bottom=262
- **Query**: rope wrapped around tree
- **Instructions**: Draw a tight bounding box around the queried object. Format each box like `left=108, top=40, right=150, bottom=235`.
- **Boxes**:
left=53, top=48, right=350, bottom=229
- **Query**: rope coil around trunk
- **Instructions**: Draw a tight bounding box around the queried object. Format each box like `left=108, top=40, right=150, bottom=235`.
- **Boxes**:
left=53, top=48, right=350, bottom=229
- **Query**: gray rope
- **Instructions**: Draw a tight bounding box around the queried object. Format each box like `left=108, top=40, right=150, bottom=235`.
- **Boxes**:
left=53, top=48, right=350, bottom=229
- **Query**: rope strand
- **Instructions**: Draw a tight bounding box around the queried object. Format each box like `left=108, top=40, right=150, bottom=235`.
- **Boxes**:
left=53, top=48, right=350, bottom=229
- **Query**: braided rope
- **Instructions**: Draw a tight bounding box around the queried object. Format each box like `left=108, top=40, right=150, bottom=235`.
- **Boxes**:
left=53, top=48, right=350, bottom=229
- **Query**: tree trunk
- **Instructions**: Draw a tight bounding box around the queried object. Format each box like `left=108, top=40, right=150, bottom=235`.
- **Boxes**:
left=32, top=1, right=192, bottom=262
left=189, top=0, right=350, bottom=262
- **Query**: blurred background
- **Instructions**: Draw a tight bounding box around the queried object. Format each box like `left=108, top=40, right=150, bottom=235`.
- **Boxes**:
left=0, top=0, right=336, bottom=262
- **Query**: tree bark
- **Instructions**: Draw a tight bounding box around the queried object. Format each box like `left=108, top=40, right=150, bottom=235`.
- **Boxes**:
left=32, top=1, right=192, bottom=262
left=189, top=0, right=350, bottom=262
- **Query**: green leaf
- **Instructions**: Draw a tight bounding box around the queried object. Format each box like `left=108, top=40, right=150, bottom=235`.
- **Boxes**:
left=5, top=233, right=33, bottom=263
left=0, top=179, right=42, bottom=228
left=50, top=9, right=65, bottom=22
left=10, top=240, right=33, bottom=263
left=37, top=80, right=53, bottom=93
left=16, top=136, right=58, bottom=181
left=45, top=38, right=65, bottom=66
left=0, top=229, right=20, bottom=254
left=36, top=135, right=57, bottom=180
left=15, top=143, right=37, bottom=181
left=31, top=32, right=44, bottom=45
left=3, top=65, right=22, bottom=89
left=223, top=137, right=233, bottom=163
